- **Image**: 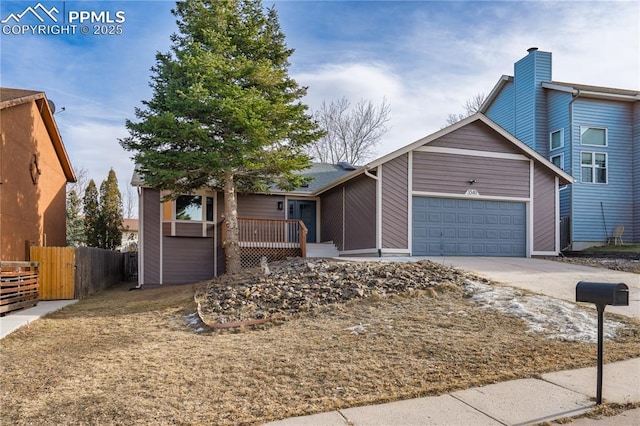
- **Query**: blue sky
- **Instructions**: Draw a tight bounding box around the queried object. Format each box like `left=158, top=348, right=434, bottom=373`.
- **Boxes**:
left=1, top=0, right=638, bottom=216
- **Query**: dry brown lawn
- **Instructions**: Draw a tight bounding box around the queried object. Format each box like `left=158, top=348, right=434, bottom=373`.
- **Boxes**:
left=1, top=273, right=639, bottom=425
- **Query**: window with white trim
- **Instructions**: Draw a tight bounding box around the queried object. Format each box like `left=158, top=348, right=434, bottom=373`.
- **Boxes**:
left=581, top=152, right=607, bottom=184
left=580, top=127, right=607, bottom=147
left=550, top=153, right=564, bottom=170
left=550, top=129, right=563, bottom=150
left=174, top=195, right=214, bottom=221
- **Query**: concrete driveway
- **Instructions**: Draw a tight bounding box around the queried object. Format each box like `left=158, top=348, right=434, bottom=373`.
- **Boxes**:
left=425, top=257, right=640, bottom=319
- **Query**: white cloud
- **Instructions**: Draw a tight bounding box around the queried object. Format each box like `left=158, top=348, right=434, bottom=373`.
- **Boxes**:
left=60, top=120, right=135, bottom=208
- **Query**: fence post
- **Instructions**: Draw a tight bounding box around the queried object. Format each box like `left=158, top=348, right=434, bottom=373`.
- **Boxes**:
left=299, top=220, right=307, bottom=258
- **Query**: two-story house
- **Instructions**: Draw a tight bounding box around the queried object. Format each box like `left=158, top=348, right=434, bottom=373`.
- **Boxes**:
left=481, top=48, right=639, bottom=250
left=0, top=87, right=76, bottom=260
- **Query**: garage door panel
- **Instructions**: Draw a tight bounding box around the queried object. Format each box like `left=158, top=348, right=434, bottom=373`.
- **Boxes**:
left=485, top=215, right=498, bottom=224
left=443, top=213, right=456, bottom=223
left=472, top=229, right=485, bottom=239
left=458, top=228, right=471, bottom=238
left=457, top=214, right=471, bottom=223
left=413, top=197, right=526, bottom=257
left=499, top=229, right=512, bottom=239
left=484, top=244, right=499, bottom=254
left=442, top=228, right=456, bottom=238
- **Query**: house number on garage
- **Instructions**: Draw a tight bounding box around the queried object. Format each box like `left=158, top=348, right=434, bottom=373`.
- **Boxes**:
left=465, top=189, right=480, bottom=196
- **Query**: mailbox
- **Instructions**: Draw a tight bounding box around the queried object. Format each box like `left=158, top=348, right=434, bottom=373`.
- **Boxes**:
left=575, top=281, right=630, bottom=405
left=576, top=282, right=629, bottom=307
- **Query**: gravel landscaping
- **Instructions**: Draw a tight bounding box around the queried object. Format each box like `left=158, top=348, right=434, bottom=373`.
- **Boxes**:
left=544, top=256, right=640, bottom=274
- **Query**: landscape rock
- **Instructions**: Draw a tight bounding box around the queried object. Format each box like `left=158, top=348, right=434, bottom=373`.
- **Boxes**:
left=195, top=258, right=477, bottom=327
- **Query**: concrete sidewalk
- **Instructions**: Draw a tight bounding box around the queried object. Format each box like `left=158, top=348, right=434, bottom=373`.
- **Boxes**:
left=264, top=358, right=640, bottom=426
left=0, top=300, right=78, bottom=339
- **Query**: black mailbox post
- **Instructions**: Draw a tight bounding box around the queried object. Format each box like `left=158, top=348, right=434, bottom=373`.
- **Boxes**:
left=575, top=281, right=629, bottom=405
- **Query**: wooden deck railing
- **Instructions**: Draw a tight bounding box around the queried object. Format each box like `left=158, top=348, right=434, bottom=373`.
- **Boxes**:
left=0, top=261, right=39, bottom=315
left=221, top=218, right=307, bottom=267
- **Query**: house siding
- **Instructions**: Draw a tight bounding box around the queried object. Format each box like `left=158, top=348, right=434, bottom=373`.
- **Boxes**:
left=429, top=120, right=522, bottom=154
left=0, top=101, right=68, bottom=260
left=382, top=154, right=408, bottom=249
left=571, top=99, right=635, bottom=244
left=162, top=235, right=214, bottom=284
left=237, top=194, right=285, bottom=219
left=633, top=103, right=640, bottom=242
left=546, top=89, right=572, bottom=219
left=142, top=189, right=161, bottom=284
left=320, top=186, right=344, bottom=250
left=533, top=164, right=556, bottom=252
left=174, top=222, right=204, bottom=237
left=486, top=80, right=515, bottom=135
left=344, top=174, right=376, bottom=250
left=514, top=50, right=551, bottom=153
left=413, top=151, right=530, bottom=198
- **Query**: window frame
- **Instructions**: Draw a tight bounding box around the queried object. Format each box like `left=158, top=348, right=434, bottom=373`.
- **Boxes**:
left=161, top=191, right=216, bottom=238
left=580, top=151, right=608, bottom=184
left=550, top=153, right=564, bottom=170
left=580, top=126, right=608, bottom=147
left=172, top=194, right=215, bottom=223
left=549, top=128, right=564, bottom=151
left=175, top=195, right=204, bottom=222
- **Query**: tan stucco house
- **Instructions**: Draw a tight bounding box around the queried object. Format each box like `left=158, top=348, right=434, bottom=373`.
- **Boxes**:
left=0, top=87, right=76, bottom=260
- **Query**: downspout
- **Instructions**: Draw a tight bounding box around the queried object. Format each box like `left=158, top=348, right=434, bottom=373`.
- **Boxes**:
left=134, top=186, right=143, bottom=288
left=568, top=89, right=581, bottom=250
left=364, top=166, right=382, bottom=257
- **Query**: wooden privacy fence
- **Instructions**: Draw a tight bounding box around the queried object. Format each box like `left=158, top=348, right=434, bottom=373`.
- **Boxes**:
left=73, top=247, right=123, bottom=300
left=222, top=218, right=307, bottom=268
left=30, top=247, right=75, bottom=300
left=29, top=246, right=127, bottom=300
left=0, top=262, right=39, bottom=315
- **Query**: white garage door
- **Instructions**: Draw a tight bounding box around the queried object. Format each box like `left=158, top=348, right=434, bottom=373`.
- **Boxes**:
left=413, top=197, right=526, bottom=256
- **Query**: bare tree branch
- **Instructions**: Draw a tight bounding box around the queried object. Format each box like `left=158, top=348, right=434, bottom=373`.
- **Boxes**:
left=123, top=185, right=136, bottom=218
left=308, top=97, right=390, bottom=166
left=444, top=92, right=487, bottom=127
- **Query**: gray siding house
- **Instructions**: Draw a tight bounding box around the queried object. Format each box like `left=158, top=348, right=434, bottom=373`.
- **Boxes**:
left=134, top=114, right=572, bottom=284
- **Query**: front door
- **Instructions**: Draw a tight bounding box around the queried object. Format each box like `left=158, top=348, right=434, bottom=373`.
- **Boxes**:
left=288, top=200, right=316, bottom=243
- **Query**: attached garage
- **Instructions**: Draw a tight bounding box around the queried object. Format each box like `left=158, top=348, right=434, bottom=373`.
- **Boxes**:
left=412, top=197, right=526, bottom=256
left=316, top=114, right=574, bottom=259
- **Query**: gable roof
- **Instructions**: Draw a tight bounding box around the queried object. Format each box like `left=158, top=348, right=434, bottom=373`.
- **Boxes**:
left=314, top=113, right=574, bottom=195
left=0, top=87, right=76, bottom=183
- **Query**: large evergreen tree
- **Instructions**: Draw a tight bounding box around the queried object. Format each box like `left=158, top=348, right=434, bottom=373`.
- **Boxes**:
left=99, top=169, right=124, bottom=250
left=83, top=180, right=101, bottom=248
left=121, top=0, right=322, bottom=273
left=66, top=188, right=85, bottom=247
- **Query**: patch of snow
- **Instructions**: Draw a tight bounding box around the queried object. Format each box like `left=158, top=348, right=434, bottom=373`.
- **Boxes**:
left=464, top=280, right=627, bottom=343
left=185, top=312, right=201, bottom=327
left=344, top=323, right=371, bottom=334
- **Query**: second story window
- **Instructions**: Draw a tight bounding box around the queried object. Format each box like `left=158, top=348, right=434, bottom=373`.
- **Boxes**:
left=581, top=152, right=607, bottom=184
left=550, top=153, right=564, bottom=170
left=580, top=127, right=607, bottom=147
left=550, top=129, right=563, bottom=150
left=176, top=195, right=202, bottom=221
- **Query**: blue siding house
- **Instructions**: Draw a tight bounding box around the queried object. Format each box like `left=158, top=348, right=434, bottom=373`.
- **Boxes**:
left=482, top=48, right=639, bottom=249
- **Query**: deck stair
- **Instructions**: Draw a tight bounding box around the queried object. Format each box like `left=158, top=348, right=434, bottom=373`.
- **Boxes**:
left=306, top=242, right=340, bottom=258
